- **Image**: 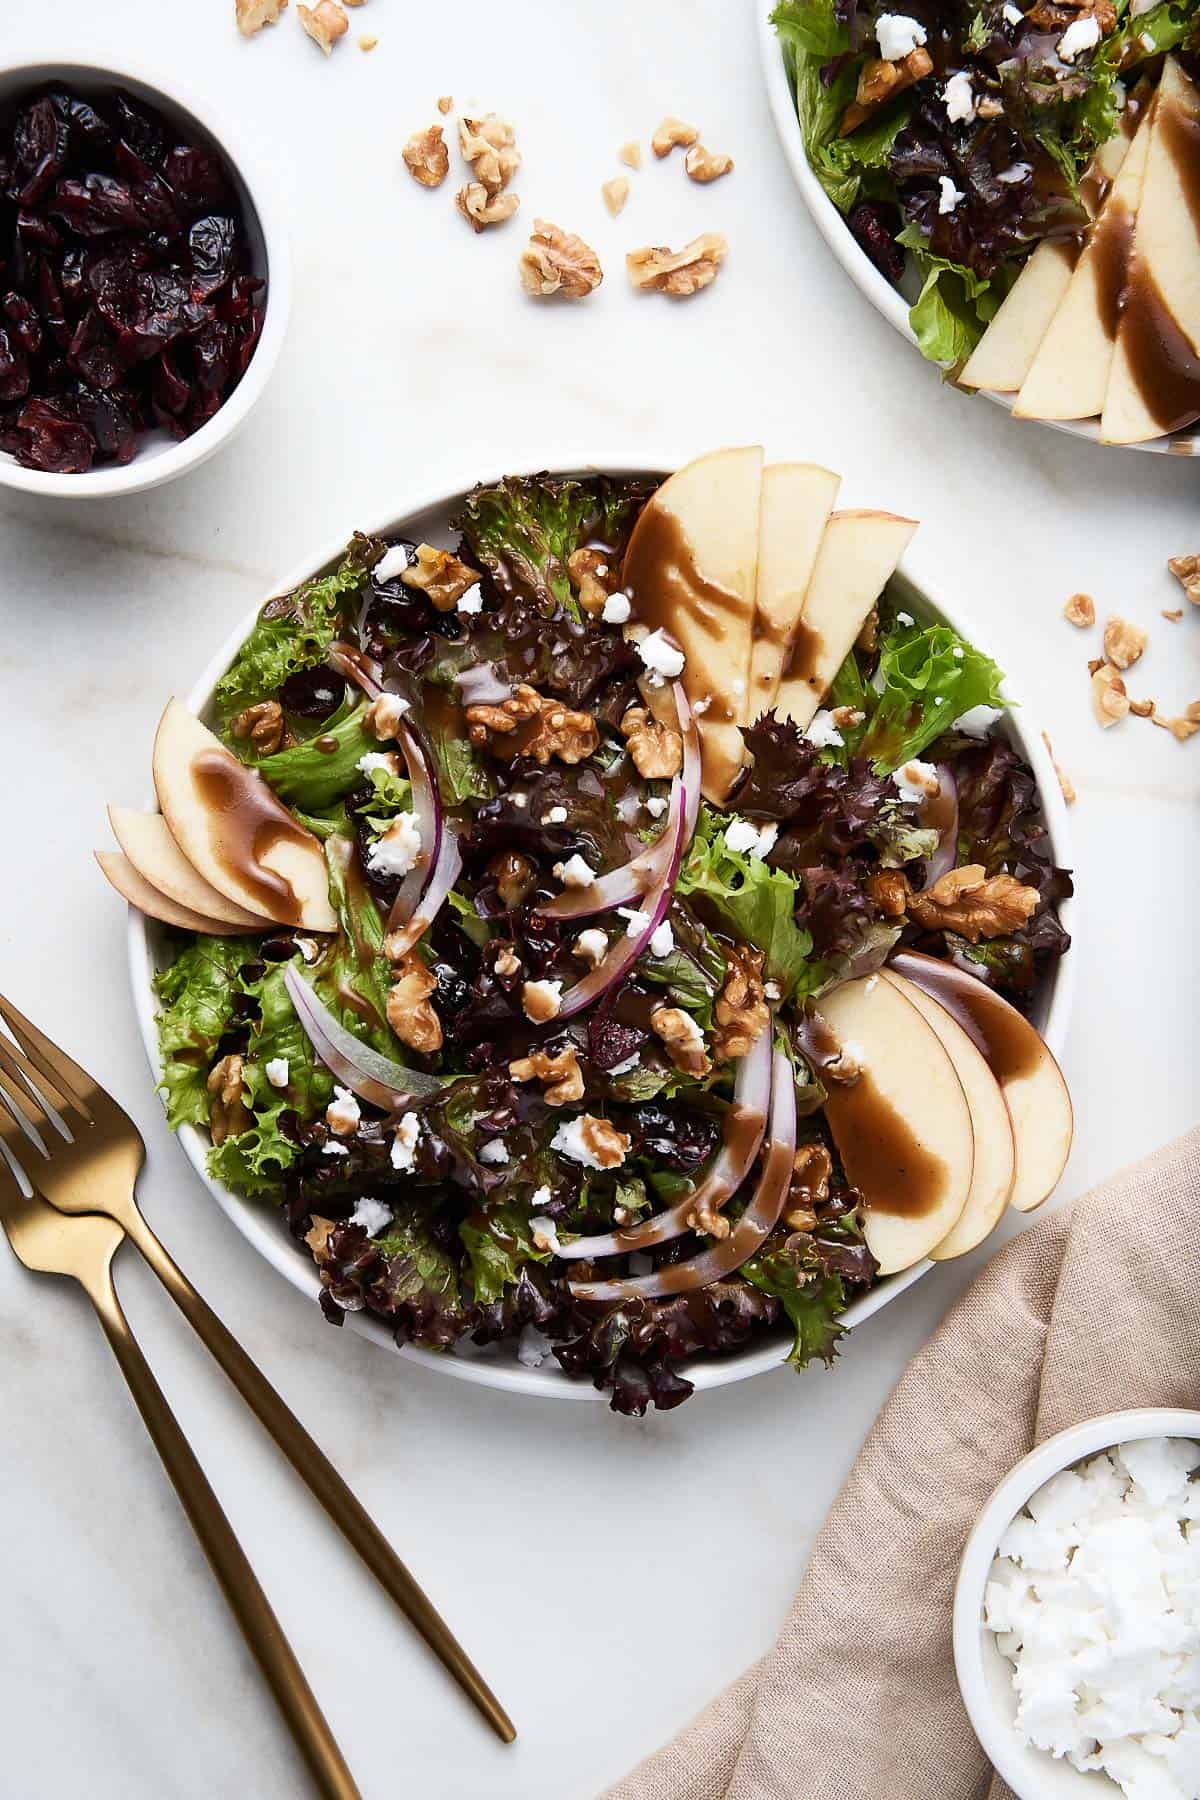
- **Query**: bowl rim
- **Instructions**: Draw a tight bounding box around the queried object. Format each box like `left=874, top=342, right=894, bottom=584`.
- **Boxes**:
left=125, top=450, right=1076, bottom=1403
left=0, top=54, right=292, bottom=500
left=753, top=0, right=1200, bottom=460
left=952, top=1406, right=1200, bottom=1796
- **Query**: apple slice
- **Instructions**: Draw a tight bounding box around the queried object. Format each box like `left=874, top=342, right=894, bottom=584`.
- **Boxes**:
left=108, top=806, right=271, bottom=930
left=623, top=446, right=764, bottom=802
left=746, top=462, right=840, bottom=718
left=774, top=510, right=917, bottom=732
left=889, top=950, right=1072, bottom=1213
left=153, top=699, right=336, bottom=933
left=1013, top=98, right=1154, bottom=422
left=880, top=969, right=1014, bottom=1258
left=1102, top=58, right=1200, bottom=445
left=96, top=851, right=253, bottom=936
left=815, top=974, right=974, bottom=1276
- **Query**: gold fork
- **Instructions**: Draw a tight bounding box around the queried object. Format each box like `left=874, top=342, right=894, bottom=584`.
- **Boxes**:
left=0, top=993, right=515, bottom=1743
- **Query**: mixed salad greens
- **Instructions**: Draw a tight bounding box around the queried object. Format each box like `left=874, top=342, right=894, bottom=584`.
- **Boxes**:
left=155, top=472, right=1070, bottom=1414
left=773, top=0, right=1200, bottom=362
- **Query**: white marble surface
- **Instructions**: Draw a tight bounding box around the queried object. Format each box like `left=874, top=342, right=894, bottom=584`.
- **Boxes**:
left=1, top=1, right=1198, bottom=1795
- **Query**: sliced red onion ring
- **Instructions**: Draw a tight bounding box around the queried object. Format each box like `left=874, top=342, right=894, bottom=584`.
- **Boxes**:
left=920, top=763, right=959, bottom=888
left=283, top=966, right=443, bottom=1110
left=327, top=641, right=385, bottom=700
left=387, top=722, right=442, bottom=932
left=557, top=1025, right=772, bottom=1260
left=384, top=830, right=463, bottom=961
left=568, top=1048, right=797, bottom=1302
left=554, top=781, right=686, bottom=1021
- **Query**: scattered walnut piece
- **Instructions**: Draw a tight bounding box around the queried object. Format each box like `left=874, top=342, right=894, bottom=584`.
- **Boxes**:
left=1091, top=662, right=1129, bottom=728
left=493, top=946, right=521, bottom=979
left=519, top=220, right=603, bottom=300
left=342, top=0, right=364, bottom=7
left=1102, top=616, right=1147, bottom=670
left=829, top=705, right=864, bottom=729
left=487, top=850, right=537, bottom=909
left=684, top=144, right=734, bottom=183
left=627, top=232, right=727, bottom=297
left=458, top=113, right=520, bottom=195
left=908, top=865, right=1040, bottom=942
left=621, top=705, right=683, bottom=778
left=650, top=1006, right=711, bottom=1078
left=305, top=1216, right=336, bottom=1258
left=576, top=1116, right=631, bottom=1171
left=508, top=1046, right=585, bottom=1106
left=618, top=140, right=642, bottom=170
left=402, top=125, right=448, bottom=188
left=1128, top=697, right=1154, bottom=718
left=1167, top=554, right=1200, bottom=605
left=684, top=1195, right=731, bottom=1240
left=386, top=954, right=442, bottom=1053
left=399, top=542, right=479, bottom=609
left=784, top=1141, right=832, bottom=1230
left=602, top=177, right=630, bottom=217
left=867, top=868, right=911, bottom=917
left=856, top=607, right=879, bottom=655
left=229, top=698, right=285, bottom=755
left=364, top=693, right=408, bottom=741
left=236, top=0, right=287, bottom=35
left=456, top=183, right=520, bottom=232
left=1151, top=701, right=1200, bottom=742
left=207, top=1054, right=250, bottom=1146
left=1040, top=731, right=1076, bottom=806
left=1063, top=592, right=1096, bottom=628
left=358, top=32, right=377, bottom=49
left=1163, top=608, right=1184, bottom=622
left=652, top=116, right=699, bottom=158
left=466, top=684, right=599, bottom=765
left=567, top=547, right=616, bottom=615
left=522, top=980, right=563, bottom=1024
left=841, top=47, right=931, bottom=134
left=297, top=0, right=347, bottom=52
left=713, top=944, right=770, bottom=1064
left=437, top=95, right=453, bottom=115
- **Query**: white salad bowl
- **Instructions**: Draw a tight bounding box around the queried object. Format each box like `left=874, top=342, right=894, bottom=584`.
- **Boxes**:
left=754, top=2, right=1200, bottom=460
left=127, top=457, right=1076, bottom=1403
left=954, top=1408, right=1200, bottom=1798
left=0, top=57, right=290, bottom=500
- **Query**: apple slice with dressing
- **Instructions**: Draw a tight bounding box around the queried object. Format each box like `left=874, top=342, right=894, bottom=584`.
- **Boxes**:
left=96, top=851, right=255, bottom=935
left=815, top=974, right=974, bottom=1276
left=746, top=462, right=840, bottom=718
left=880, top=969, right=1015, bottom=1258
left=109, top=805, right=271, bottom=929
left=774, top=510, right=917, bottom=731
left=889, top=950, right=1072, bottom=1213
left=153, top=699, right=336, bottom=933
left=622, top=445, right=764, bottom=802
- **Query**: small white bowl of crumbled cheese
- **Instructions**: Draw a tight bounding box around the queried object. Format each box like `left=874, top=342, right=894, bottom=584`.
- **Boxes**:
left=955, top=1410, right=1200, bottom=1800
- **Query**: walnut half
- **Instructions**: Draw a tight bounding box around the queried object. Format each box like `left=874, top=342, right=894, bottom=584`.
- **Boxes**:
left=403, top=126, right=449, bottom=189
left=713, top=944, right=770, bottom=1063
left=684, top=144, right=734, bottom=183
left=229, top=699, right=285, bottom=754
left=207, top=1054, right=251, bottom=1146
left=650, top=1006, right=711, bottom=1078
left=456, top=184, right=520, bottom=232
left=509, top=1046, right=585, bottom=1106
left=297, top=0, right=347, bottom=52
left=386, top=954, right=443, bottom=1054
left=626, top=233, right=727, bottom=297
left=1102, top=616, right=1147, bottom=670
left=399, top=543, right=479, bottom=610
left=236, top=0, right=287, bottom=35
left=466, top=684, right=598, bottom=765
left=908, top=865, right=1039, bottom=942
left=519, top=221, right=603, bottom=300
left=621, top=705, right=682, bottom=778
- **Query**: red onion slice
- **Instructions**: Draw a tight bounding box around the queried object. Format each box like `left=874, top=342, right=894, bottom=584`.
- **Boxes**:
left=920, top=763, right=959, bottom=888
left=384, top=830, right=463, bottom=961
left=327, top=641, right=385, bottom=700
left=555, top=781, right=686, bottom=1021
left=387, top=721, right=442, bottom=933
left=283, top=966, right=443, bottom=1110
left=556, top=1024, right=772, bottom=1260
left=568, top=1048, right=796, bottom=1302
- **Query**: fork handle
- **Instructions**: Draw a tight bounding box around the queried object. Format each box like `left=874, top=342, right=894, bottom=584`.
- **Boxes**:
left=120, top=1205, right=515, bottom=1745
left=83, top=1268, right=360, bottom=1800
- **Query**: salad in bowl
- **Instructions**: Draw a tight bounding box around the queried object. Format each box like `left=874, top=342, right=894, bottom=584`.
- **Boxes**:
left=108, top=449, right=1074, bottom=1415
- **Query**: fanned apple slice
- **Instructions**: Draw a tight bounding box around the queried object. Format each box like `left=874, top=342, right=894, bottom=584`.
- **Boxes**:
left=1102, top=58, right=1200, bottom=445
left=746, top=462, right=840, bottom=719
left=96, top=851, right=254, bottom=936
left=815, top=974, right=974, bottom=1276
left=881, top=970, right=1014, bottom=1259
left=153, top=699, right=336, bottom=933
left=773, top=510, right=917, bottom=732
left=1013, top=99, right=1155, bottom=422
left=109, top=805, right=271, bottom=929
left=890, top=951, right=1072, bottom=1214
left=623, top=446, right=764, bottom=802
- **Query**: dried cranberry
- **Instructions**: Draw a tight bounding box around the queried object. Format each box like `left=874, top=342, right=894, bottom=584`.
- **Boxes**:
left=0, top=328, right=30, bottom=402
left=279, top=666, right=342, bottom=720
left=629, top=1101, right=719, bottom=1172
left=163, top=146, right=228, bottom=213
left=430, top=962, right=470, bottom=1018
left=47, top=90, right=113, bottom=158
left=188, top=214, right=235, bottom=299
left=13, top=396, right=94, bottom=472
left=260, top=934, right=300, bottom=962
left=847, top=201, right=905, bottom=287
left=8, top=98, right=69, bottom=207
left=112, top=91, right=169, bottom=168
left=67, top=309, right=121, bottom=389
left=16, top=208, right=60, bottom=251
left=4, top=293, right=43, bottom=358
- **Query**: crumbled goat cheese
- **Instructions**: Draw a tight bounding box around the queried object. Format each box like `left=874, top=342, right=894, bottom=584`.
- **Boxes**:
left=551, top=1115, right=623, bottom=1171
left=986, top=1437, right=1200, bottom=1797
left=390, top=1111, right=421, bottom=1172
left=544, top=805, right=568, bottom=824
left=325, top=1085, right=361, bottom=1136
left=366, top=692, right=409, bottom=737
left=516, top=1324, right=554, bottom=1369
left=321, top=1141, right=349, bottom=1157
left=1059, top=13, right=1101, bottom=58
left=456, top=584, right=483, bottom=614
left=479, top=1139, right=510, bottom=1165
left=636, top=629, right=686, bottom=679
left=943, top=70, right=976, bottom=122
left=875, top=11, right=928, bottom=58
left=522, top=978, right=563, bottom=1021
left=512, top=792, right=528, bottom=808
left=349, top=1197, right=394, bottom=1237
left=553, top=853, right=595, bottom=889
left=529, top=1216, right=562, bottom=1254
left=1002, top=1, right=1023, bottom=20
left=953, top=646, right=965, bottom=659
left=891, top=759, right=941, bottom=805
left=692, top=695, right=712, bottom=715
left=574, top=928, right=609, bottom=966
left=997, top=162, right=1032, bottom=184
left=607, top=1051, right=641, bottom=1075
left=763, top=980, right=781, bottom=1002
left=644, top=795, right=669, bottom=818
left=725, top=817, right=778, bottom=859
left=296, top=937, right=319, bottom=964
left=357, top=751, right=398, bottom=776
left=265, top=1058, right=290, bottom=1089
left=952, top=703, right=1004, bottom=737
left=530, top=1184, right=553, bottom=1211
left=938, top=175, right=966, bottom=214
left=648, top=919, right=675, bottom=958
left=367, top=812, right=422, bottom=879
left=602, top=593, right=632, bottom=625
left=618, top=905, right=652, bottom=940
left=374, top=545, right=411, bottom=583
left=896, top=610, right=915, bottom=627
left=805, top=709, right=845, bottom=750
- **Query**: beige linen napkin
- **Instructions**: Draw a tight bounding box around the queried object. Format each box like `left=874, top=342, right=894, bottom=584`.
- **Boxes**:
left=603, top=1128, right=1200, bottom=1800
